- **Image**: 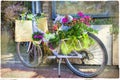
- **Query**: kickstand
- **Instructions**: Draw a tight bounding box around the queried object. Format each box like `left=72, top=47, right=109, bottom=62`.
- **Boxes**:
left=58, top=58, right=62, bottom=78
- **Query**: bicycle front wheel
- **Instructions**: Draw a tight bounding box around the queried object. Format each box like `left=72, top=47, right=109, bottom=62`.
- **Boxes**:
left=65, top=32, right=108, bottom=77
left=17, top=42, right=43, bottom=67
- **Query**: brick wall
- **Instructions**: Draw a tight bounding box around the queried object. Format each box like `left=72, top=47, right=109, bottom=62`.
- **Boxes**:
left=42, top=1, right=53, bottom=32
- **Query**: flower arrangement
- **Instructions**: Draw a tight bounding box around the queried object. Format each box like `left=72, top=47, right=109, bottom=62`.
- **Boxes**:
left=32, top=32, right=44, bottom=41
left=49, top=11, right=98, bottom=54
left=32, top=11, right=98, bottom=55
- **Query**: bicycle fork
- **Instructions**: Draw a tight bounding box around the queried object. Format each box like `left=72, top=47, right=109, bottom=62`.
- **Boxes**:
left=57, top=53, right=82, bottom=78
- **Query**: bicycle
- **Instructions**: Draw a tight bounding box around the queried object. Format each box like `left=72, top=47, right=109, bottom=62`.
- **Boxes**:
left=16, top=13, right=108, bottom=78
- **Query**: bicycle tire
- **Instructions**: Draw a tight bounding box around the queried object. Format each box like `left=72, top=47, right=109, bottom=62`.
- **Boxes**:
left=17, top=42, right=43, bottom=68
left=65, top=32, right=108, bottom=77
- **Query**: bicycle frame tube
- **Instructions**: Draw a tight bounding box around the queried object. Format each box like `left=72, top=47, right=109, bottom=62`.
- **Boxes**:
left=49, top=39, right=83, bottom=59
left=27, top=42, right=32, bottom=53
left=32, top=15, right=44, bottom=33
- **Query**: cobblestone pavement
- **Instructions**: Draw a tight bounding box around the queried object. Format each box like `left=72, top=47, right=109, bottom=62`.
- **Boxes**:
left=1, top=61, right=119, bottom=78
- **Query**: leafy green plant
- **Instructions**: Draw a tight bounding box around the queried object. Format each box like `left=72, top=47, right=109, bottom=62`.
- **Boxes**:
left=19, top=12, right=46, bottom=20
left=49, top=12, right=98, bottom=54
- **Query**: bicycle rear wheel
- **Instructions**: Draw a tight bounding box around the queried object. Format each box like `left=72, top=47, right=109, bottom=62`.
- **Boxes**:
left=65, top=32, right=108, bottom=77
left=17, top=42, right=43, bottom=67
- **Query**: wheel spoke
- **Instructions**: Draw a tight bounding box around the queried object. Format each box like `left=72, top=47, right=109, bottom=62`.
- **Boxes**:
left=17, top=42, right=42, bottom=67
left=65, top=33, right=108, bottom=77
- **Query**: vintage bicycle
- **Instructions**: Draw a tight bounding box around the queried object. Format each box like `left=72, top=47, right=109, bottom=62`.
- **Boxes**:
left=16, top=12, right=108, bottom=78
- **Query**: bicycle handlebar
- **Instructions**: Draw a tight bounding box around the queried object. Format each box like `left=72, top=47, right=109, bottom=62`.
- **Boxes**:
left=19, top=12, right=42, bottom=20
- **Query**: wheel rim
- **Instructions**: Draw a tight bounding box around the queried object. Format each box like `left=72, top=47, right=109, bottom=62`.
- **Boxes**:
left=66, top=34, right=107, bottom=77
left=17, top=42, right=42, bottom=67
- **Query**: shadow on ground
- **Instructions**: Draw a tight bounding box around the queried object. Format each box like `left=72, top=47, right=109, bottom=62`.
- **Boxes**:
left=1, top=61, right=119, bottom=78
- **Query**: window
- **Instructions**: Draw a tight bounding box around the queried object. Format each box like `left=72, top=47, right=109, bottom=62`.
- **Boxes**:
left=31, top=1, right=42, bottom=14
left=52, top=1, right=118, bottom=19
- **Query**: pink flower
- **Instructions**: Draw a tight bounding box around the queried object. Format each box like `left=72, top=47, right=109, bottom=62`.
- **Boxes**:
left=73, top=18, right=77, bottom=21
left=62, top=17, right=68, bottom=23
left=84, top=16, right=91, bottom=21
left=80, top=18, right=85, bottom=22
left=85, top=22, right=90, bottom=26
left=53, top=25, right=58, bottom=31
left=77, top=11, right=84, bottom=17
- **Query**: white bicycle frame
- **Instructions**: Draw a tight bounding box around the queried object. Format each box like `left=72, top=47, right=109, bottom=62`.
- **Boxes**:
left=25, top=14, right=85, bottom=77
left=26, top=15, right=84, bottom=59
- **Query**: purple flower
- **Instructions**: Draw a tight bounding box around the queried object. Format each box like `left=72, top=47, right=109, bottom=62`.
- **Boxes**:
left=62, top=17, right=68, bottom=23
left=38, top=35, right=43, bottom=39
left=41, top=33, right=44, bottom=35
left=77, top=11, right=84, bottom=17
left=34, top=35, right=38, bottom=38
left=48, top=43, right=54, bottom=50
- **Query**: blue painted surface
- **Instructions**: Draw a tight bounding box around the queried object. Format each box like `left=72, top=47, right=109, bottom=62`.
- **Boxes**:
left=52, top=1, right=57, bottom=19
left=36, top=1, right=39, bottom=13
left=32, top=1, right=41, bottom=14
left=32, top=1, right=35, bottom=14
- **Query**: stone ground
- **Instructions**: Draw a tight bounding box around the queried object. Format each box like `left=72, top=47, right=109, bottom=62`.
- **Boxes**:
left=0, top=54, right=119, bottom=78
left=1, top=61, right=119, bottom=78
